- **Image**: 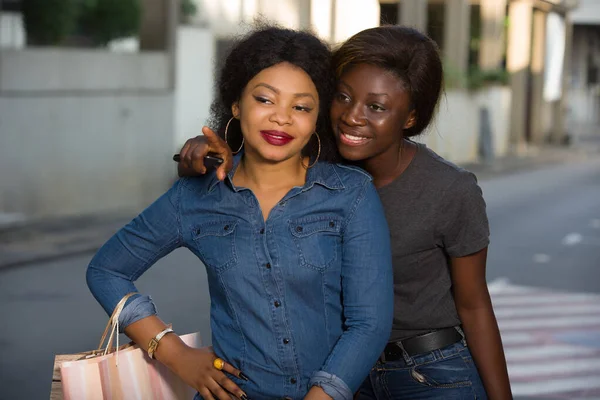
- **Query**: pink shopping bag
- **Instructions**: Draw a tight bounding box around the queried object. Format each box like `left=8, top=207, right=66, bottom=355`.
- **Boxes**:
left=51, top=293, right=201, bottom=400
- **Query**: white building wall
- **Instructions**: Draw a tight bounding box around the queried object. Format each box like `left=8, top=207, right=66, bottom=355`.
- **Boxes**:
left=193, top=0, right=305, bottom=36
left=0, top=50, right=175, bottom=220
left=571, top=0, right=600, bottom=25
left=174, top=27, right=216, bottom=149
left=0, top=12, right=25, bottom=49
left=192, top=0, right=380, bottom=43
left=0, top=50, right=170, bottom=91
left=310, top=0, right=334, bottom=40
left=331, top=0, right=381, bottom=44
left=420, top=87, right=512, bottom=164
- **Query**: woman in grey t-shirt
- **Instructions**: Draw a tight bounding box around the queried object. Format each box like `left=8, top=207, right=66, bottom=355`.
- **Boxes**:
left=328, top=26, right=510, bottom=400
left=177, top=26, right=511, bottom=399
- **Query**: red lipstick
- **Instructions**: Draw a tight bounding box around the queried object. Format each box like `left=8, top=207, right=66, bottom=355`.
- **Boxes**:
left=260, top=130, right=293, bottom=146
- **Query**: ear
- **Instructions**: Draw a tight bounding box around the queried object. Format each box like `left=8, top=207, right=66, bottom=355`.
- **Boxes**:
left=403, top=110, right=417, bottom=130
left=231, top=102, right=240, bottom=119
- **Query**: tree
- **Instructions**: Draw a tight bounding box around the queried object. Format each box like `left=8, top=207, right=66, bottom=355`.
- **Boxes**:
left=79, top=0, right=141, bottom=46
left=22, top=0, right=78, bottom=46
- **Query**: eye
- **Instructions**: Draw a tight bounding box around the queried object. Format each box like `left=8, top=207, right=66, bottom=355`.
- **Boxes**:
left=293, top=105, right=313, bottom=113
left=335, top=92, right=350, bottom=103
left=254, top=96, right=273, bottom=104
left=369, top=103, right=386, bottom=112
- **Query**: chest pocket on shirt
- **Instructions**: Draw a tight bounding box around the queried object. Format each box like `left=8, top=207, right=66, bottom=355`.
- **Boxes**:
left=192, top=220, right=238, bottom=271
left=290, top=217, right=342, bottom=271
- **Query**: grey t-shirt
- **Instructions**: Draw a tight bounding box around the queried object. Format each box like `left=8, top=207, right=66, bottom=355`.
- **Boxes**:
left=377, top=142, right=490, bottom=341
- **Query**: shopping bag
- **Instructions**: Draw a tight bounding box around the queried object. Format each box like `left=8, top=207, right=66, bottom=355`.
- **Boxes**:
left=51, top=293, right=201, bottom=400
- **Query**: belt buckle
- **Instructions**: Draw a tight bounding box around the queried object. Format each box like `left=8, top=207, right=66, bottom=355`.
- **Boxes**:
left=381, top=341, right=404, bottom=363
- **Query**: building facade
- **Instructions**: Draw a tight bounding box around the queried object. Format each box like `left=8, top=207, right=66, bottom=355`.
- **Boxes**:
left=568, top=0, right=600, bottom=137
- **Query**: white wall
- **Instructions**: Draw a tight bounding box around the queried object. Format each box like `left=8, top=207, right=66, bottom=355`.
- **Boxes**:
left=332, top=0, right=380, bottom=44
left=571, top=0, right=600, bottom=25
left=193, top=0, right=380, bottom=43
left=0, top=12, right=25, bottom=49
left=420, top=86, right=512, bottom=164
left=480, top=86, right=512, bottom=158
left=174, top=27, right=215, bottom=149
left=310, top=0, right=333, bottom=40
left=0, top=50, right=175, bottom=220
left=194, top=0, right=306, bottom=36
left=0, top=50, right=169, bottom=92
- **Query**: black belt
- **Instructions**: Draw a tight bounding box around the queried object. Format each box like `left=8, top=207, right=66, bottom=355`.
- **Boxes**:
left=380, top=327, right=463, bottom=361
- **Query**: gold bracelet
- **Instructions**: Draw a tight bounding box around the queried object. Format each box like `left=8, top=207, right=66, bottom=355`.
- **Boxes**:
left=147, top=324, right=174, bottom=359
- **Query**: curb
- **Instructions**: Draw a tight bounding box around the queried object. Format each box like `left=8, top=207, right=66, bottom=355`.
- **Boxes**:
left=0, top=214, right=133, bottom=270
left=462, top=144, right=600, bottom=180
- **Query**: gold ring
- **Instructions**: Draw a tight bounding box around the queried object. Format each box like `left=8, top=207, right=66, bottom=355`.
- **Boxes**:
left=213, top=358, right=225, bottom=370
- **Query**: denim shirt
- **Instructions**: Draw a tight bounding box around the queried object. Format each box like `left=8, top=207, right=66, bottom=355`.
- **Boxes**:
left=87, top=155, right=393, bottom=400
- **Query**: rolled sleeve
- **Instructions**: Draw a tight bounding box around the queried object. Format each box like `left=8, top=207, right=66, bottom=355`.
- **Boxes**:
left=118, top=294, right=158, bottom=332
left=309, top=371, right=353, bottom=400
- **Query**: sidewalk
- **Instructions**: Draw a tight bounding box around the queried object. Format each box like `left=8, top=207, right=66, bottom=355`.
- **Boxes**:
left=464, top=140, right=599, bottom=180
left=1, top=142, right=599, bottom=270
left=0, top=212, right=134, bottom=270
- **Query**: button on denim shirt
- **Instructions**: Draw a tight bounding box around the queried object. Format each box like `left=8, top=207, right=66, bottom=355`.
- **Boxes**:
left=87, top=155, right=393, bottom=400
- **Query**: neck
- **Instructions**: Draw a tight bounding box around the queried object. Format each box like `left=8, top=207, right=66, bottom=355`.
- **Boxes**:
left=362, top=138, right=415, bottom=188
left=235, top=151, right=307, bottom=190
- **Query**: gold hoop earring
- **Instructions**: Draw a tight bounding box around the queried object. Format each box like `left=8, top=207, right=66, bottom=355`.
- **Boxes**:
left=302, top=131, right=321, bottom=169
left=224, top=117, right=244, bottom=154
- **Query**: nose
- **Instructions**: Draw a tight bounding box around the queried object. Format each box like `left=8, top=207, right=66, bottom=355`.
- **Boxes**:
left=269, top=105, right=292, bottom=126
left=340, top=102, right=366, bottom=127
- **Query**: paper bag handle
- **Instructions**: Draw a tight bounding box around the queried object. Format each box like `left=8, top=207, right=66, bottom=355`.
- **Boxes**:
left=96, top=292, right=139, bottom=355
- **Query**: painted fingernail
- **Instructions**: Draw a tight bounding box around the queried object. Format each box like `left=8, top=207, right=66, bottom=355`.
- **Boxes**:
left=240, top=395, right=249, bottom=400
left=238, top=372, right=249, bottom=381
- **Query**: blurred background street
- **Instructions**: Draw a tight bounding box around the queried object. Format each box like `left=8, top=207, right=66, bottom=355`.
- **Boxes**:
left=1, top=0, right=600, bottom=399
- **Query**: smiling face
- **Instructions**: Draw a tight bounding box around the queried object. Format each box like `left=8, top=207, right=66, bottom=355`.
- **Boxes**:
left=232, top=62, right=319, bottom=164
left=330, top=63, right=416, bottom=162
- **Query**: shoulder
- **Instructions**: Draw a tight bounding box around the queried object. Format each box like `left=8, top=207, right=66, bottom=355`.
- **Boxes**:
left=331, top=163, right=373, bottom=189
left=177, top=172, right=220, bottom=197
left=414, top=144, right=480, bottom=193
left=313, top=162, right=379, bottom=211
left=415, top=149, right=487, bottom=229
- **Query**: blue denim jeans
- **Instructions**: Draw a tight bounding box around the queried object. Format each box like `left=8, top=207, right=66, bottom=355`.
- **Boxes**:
left=356, top=338, right=488, bottom=400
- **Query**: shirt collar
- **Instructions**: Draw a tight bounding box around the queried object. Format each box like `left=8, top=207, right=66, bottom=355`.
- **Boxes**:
left=207, top=151, right=345, bottom=192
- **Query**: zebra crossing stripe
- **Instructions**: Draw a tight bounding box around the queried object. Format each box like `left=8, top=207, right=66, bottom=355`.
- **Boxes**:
left=489, top=279, right=600, bottom=399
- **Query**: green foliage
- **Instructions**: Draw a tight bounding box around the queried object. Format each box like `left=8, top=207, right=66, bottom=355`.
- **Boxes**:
left=180, top=0, right=198, bottom=23
left=466, top=67, right=510, bottom=91
left=79, top=0, right=141, bottom=46
left=22, top=0, right=78, bottom=45
left=444, top=60, right=509, bottom=91
left=443, top=60, right=467, bottom=89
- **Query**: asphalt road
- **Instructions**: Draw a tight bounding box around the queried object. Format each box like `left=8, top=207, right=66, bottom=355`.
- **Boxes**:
left=0, top=157, right=599, bottom=400
left=482, top=157, right=600, bottom=293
